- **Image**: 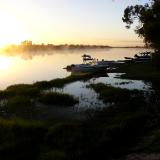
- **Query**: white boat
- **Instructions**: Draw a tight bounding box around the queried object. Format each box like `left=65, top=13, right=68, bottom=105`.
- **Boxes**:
left=124, top=52, right=151, bottom=63
left=65, top=63, right=107, bottom=73
left=64, top=54, right=123, bottom=73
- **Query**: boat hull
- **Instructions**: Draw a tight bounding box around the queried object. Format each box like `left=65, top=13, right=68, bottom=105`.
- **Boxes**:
left=67, top=64, right=107, bottom=73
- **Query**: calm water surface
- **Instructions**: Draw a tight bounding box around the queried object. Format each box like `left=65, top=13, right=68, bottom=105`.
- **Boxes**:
left=0, top=48, right=151, bottom=89
left=50, top=73, right=152, bottom=110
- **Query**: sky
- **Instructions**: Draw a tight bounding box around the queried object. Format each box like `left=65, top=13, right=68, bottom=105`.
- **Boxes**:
left=0, top=0, right=149, bottom=46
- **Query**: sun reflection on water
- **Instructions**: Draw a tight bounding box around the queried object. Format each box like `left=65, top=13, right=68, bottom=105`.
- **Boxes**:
left=0, top=56, right=13, bottom=71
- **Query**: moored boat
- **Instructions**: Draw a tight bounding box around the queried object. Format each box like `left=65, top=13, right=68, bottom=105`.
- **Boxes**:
left=64, top=54, right=124, bottom=73
left=124, top=52, right=151, bottom=63
left=64, top=54, right=108, bottom=73
left=65, top=63, right=107, bottom=73
left=97, top=59, right=124, bottom=66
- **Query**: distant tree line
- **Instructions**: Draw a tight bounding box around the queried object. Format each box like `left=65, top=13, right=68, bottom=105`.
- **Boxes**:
left=4, top=42, right=112, bottom=53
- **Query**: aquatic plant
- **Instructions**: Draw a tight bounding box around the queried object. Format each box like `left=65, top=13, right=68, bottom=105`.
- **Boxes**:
left=33, top=73, right=99, bottom=89
left=0, top=119, right=47, bottom=160
left=90, top=83, right=143, bottom=103
left=39, top=92, right=78, bottom=106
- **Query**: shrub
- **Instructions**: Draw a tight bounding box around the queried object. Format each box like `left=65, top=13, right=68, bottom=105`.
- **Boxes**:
left=5, top=96, right=35, bottom=118
left=152, top=52, right=160, bottom=68
left=0, top=119, right=47, bottom=160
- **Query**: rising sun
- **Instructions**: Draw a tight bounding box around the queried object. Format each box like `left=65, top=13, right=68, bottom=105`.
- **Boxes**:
left=0, top=11, right=28, bottom=46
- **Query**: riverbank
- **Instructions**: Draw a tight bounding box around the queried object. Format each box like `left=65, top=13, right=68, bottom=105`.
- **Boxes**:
left=0, top=62, right=160, bottom=160
left=115, top=62, right=160, bottom=81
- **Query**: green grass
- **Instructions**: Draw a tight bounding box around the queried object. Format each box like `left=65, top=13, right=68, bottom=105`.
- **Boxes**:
left=90, top=83, right=143, bottom=103
left=0, top=85, right=159, bottom=160
left=0, top=74, right=87, bottom=118
left=0, top=119, right=47, bottom=160
left=0, top=61, right=160, bottom=160
left=38, top=150, right=67, bottom=160
left=33, top=73, right=98, bottom=89
left=39, top=92, right=78, bottom=106
left=0, top=73, right=97, bottom=101
left=115, top=62, right=160, bottom=81
left=4, top=96, right=36, bottom=118
left=0, top=84, right=40, bottom=100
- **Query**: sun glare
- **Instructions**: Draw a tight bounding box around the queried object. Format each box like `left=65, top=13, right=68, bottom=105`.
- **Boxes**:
left=0, top=57, right=13, bottom=71
left=0, top=11, right=28, bottom=46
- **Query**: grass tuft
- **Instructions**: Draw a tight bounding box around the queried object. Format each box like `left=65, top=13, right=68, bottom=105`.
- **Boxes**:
left=39, top=92, right=78, bottom=106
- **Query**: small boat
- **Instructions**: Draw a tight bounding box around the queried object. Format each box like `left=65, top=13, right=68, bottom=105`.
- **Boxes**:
left=124, top=52, right=151, bottom=63
left=64, top=54, right=124, bottom=73
left=64, top=54, right=108, bottom=73
left=124, top=57, right=133, bottom=60
left=82, top=54, right=93, bottom=61
left=65, top=63, right=107, bottom=73
left=134, top=52, right=151, bottom=62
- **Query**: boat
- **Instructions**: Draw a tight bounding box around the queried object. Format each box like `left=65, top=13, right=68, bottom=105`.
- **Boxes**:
left=82, top=54, right=93, bottom=61
left=124, top=52, right=151, bottom=63
left=97, top=59, right=124, bottom=66
left=64, top=54, right=124, bottom=73
left=64, top=54, right=108, bottom=73
left=134, top=52, right=151, bottom=62
left=65, top=63, right=107, bottom=73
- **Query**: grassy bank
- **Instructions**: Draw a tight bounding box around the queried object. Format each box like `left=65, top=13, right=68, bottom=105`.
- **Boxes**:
left=0, top=74, right=91, bottom=119
left=89, top=83, right=143, bottom=103
left=0, top=84, right=160, bottom=160
left=115, top=62, right=160, bottom=81
left=0, top=62, right=160, bottom=160
left=39, top=92, right=78, bottom=106
left=0, top=73, right=105, bottom=119
left=33, top=73, right=101, bottom=89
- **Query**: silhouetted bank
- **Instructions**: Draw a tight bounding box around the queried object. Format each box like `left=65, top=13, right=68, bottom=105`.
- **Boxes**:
left=3, top=43, right=111, bottom=53
left=2, top=42, right=147, bottom=53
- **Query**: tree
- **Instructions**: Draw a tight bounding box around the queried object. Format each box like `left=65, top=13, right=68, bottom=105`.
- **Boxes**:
left=122, top=0, right=160, bottom=52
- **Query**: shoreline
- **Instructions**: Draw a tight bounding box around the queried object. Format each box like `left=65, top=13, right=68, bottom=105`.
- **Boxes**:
left=0, top=61, right=160, bottom=160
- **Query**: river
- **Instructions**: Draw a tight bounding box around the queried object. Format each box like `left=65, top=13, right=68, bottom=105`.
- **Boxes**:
left=0, top=47, right=151, bottom=89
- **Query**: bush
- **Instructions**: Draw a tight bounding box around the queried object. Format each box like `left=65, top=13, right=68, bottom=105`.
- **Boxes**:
left=90, top=83, right=143, bottom=103
left=5, top=96, right=35, bottom=118
left=6, top=84, right=40, bottom=98
left=152, top=52, right=160, bottom=68
left=0, top=119, right=47, bottom=160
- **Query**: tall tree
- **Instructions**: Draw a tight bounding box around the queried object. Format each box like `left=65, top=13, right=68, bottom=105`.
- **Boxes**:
left=122, top=0, right=160, bottom=51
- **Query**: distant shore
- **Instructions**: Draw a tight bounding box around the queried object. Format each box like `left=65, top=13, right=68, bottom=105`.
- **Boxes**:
left=1, top=43, right=147, bottom=53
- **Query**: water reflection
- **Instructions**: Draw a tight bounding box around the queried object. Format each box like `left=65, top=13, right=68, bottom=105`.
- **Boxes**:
left=94, top=73, right=152, bottom=91
left=0, top=48, right=151, bottom=89
left=50, top=73, right=152, bottom=110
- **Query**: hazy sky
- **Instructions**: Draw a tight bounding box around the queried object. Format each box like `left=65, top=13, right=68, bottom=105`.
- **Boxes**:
left=0, top=0, right=149, bottom=46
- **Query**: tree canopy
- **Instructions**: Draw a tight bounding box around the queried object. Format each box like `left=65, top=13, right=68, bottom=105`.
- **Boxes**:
left=122, top=0, right=160, bottom=51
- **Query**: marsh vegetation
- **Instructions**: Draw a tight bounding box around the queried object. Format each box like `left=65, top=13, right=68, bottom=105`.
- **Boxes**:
left=0, top=61, right=159, bottom=160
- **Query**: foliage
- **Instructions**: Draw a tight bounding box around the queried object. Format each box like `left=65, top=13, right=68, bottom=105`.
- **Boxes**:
left=115, top=62, right=160, bottom=81
left=33, top=73, right=99, bottom=89
left=5, top=96, right=36, bottom=118
left=90, top=83, right=143, bottom=103
left=122, top=0, right=160, bottom=51
left=0, top=83, right=160, bottom=160
left=152, top=52, right=160, bottom=67
left=39, top=92, right=78, bottom=106
left=0, top=65, right=160, bottom=159
left=0, top=119, right=46, bottom=160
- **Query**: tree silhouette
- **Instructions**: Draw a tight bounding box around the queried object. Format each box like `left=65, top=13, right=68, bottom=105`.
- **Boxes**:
left=122, top=0, right=160, bottom=52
